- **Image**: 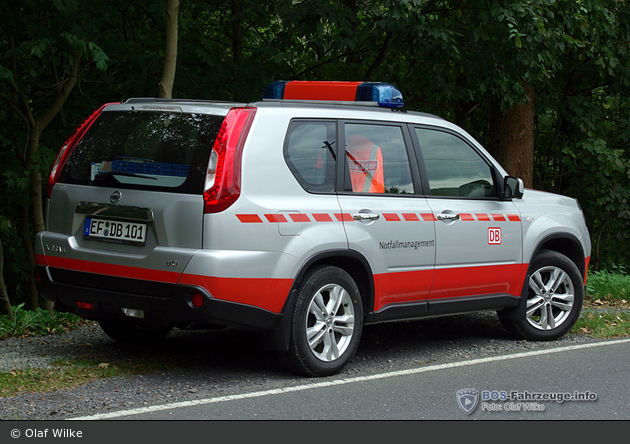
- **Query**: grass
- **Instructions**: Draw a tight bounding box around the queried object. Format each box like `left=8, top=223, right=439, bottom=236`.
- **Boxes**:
left=573, top=266, right=630, bottom=338
left=585, top=265, right=629, bottom=301
left=0, top=357, right=174, bottom=398
left=0, top=267, right=629, bottom=397
left=573, top=312, right=630, bottom=338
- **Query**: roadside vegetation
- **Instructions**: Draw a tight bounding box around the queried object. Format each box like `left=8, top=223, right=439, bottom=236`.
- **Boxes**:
left=0, top=357, right=175, bottom=399
left=0, top=303, right=89, bottom=340
left=575, top=266, right=630, bottom=338
left=0, top=267, right=629, bottom=398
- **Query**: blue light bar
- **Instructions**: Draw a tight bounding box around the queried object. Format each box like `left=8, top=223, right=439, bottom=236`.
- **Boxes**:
left=262, top=81, right=288, bottom=100
left=356, top=83, right=404, bottom=108
left=261, top=81, right=404, bottom=108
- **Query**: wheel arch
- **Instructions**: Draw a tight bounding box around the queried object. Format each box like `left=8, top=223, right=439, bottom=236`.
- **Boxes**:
left=529, top=233, right=587, bottom=281
left=500, top=233, right=587, bottom=322
left=259, top=249, right=374, bottom=353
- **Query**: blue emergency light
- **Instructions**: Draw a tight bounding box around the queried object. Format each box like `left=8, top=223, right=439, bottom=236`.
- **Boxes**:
left=262, top=81, right=404, bottom=108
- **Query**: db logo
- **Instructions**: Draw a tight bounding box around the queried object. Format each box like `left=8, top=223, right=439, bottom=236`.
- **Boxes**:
left=488, top=227, right=502, bottom=245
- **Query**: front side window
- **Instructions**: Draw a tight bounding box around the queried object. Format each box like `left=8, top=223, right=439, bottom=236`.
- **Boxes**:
left=284, top=120, right=337, bottom=193
left=415, top=128, right=496, bottom=198
left=344, top=123, right=414, bottom=195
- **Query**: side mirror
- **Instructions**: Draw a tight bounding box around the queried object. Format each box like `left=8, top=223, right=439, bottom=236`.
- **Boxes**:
left=503, top=176, right=524, bottom=199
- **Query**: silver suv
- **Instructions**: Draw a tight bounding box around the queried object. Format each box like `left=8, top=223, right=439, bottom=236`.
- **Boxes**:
left=35, top=81, right=591, bottom=376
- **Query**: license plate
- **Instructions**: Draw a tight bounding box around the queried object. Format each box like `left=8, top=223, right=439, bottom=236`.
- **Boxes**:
left=84, top=218, right=147, bottom=244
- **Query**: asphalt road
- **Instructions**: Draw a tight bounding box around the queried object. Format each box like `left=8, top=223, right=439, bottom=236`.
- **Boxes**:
left=75, top=337, right=630, bottom=421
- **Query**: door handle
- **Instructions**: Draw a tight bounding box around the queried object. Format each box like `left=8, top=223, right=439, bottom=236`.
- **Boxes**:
left=437, top=213, right=460, bottom=221
left=353, top=213, right=380, bottom=221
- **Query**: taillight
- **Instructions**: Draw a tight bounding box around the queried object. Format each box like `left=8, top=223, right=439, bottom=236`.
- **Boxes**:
left=47, top=102, right=119, bottom=198
left=204, top=107, right=257, bottom=213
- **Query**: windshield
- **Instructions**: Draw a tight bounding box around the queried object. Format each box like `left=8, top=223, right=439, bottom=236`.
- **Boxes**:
left=58, top=110, right=224, bottom=194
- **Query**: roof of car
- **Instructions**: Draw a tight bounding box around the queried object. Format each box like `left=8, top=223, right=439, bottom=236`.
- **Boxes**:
left=118, top=97, right=445, bottom=122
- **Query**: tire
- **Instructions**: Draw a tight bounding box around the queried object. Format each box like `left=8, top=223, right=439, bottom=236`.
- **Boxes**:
left=279, top=266, right=363, bottom=377
left=99, top=320, right=173, bottom=344
left=499, top=250, right=584, bottom=341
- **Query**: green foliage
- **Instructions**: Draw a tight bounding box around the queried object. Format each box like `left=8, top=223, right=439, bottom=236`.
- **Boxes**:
left=0, top=0, right=629, bottom=307
left=586, top=266, right=630, bottom=301
left=0, top=304, right=84, bottom=339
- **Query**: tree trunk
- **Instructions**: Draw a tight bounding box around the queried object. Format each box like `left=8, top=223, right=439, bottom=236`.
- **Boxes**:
left=158, top=0, right=179, bottom=99
left=0, top=239, right=14, bottom=320
left=9, top=41, right=81, bottom=313
left=19, top=205, right=39, bottom=311
left=27, top=128, right=46, bottom=235
left=489, top=81, right=535, bottom=187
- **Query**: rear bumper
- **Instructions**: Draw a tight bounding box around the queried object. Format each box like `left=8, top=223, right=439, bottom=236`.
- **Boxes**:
left=35, top=265, right=281, bottom=332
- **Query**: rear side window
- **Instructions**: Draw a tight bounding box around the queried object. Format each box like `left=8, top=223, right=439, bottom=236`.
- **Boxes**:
left=284, top=120, right=337, bottom=193
left=58, top=111, right=224, bottom=194
left=344, top=123, right=415, bottom=195
left=415, top=128, right=496, bottom=198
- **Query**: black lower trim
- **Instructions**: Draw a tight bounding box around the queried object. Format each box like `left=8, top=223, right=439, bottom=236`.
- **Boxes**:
left=368, top=294, right=520, bottom=324
left=49, top=267, right=174, bottom=297
left=367, top=301, right=428, bottom=324
left=426, top=294, right=520, bottom=316
left=36, top=266, right=281, bottom=332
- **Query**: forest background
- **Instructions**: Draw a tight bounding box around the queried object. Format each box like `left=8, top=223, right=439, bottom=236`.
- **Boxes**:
left=1, top=0, right=629, bottom=313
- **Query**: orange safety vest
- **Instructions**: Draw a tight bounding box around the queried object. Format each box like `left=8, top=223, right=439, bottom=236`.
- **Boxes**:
left=346, top=134, right=385, bottom=193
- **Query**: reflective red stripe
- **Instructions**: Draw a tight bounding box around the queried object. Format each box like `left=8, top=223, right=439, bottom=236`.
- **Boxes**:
left=312, top=213, right=334, bottom=222
left=402, top=213, right=420, bottom=221
left=237, top=214, right=263, bottom=223
left=335, top=213, right=354, bottom=221
left=237, top=212, right=523, bottom=223
left=475, top=213, right=491, bottom=221
left=289, top=213, right=311, bottom=222
left=265, top=214, right=288, bottom=223
left=383, top=213, right=401, bottom=221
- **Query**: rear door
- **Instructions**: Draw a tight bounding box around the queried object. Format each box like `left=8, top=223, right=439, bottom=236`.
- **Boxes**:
left=412, top=126, right=524, bottom=302
left=336, top=121, right=436, bottom=318
left=41, top=104, right=226, bottom=285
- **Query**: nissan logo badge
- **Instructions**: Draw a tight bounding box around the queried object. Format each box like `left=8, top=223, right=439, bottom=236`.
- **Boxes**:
left=110, top=190, right=122, bottom=203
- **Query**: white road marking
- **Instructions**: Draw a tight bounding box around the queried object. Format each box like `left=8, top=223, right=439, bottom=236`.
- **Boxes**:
left=70, top=337, right=630, bottom=420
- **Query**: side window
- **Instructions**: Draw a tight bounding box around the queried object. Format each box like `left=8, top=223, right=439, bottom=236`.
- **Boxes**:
left=284, top=121, right=337, bottom=192
left=344, top=123, right=414, bottom=194
left=415, top=128, right=496, bottom=198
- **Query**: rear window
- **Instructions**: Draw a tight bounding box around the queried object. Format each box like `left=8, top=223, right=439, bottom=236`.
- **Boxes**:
left=58, top=111, right=224, bottom=194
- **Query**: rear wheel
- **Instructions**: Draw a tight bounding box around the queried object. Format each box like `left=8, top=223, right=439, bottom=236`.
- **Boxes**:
left=279, top=266, right=363, bottom=377
left=99, top=320, right=173, bottom=344
left=499, top=250, right=584, bottom=340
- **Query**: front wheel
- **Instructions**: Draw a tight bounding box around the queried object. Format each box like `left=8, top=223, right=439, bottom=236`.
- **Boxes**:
left=499, top=250, right=584, bottom=341
left=278, top=266, right=363, bottom=377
